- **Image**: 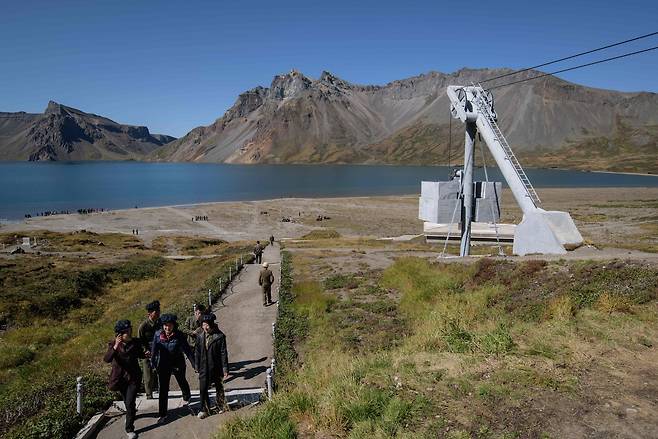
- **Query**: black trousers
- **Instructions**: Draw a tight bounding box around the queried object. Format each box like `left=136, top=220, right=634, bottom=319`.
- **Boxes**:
left=119, top=382, right=138, bottom=433
left=199, top=372, right=227, bottom=413
left=262, top=285, right=272, bottom=305
left=157, top=366, right=191, bottom=416
left=255, top=253, right=262, bottom=264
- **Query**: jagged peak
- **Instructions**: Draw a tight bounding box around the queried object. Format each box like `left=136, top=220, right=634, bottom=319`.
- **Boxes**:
left=269, top=69, right=312, bottom=99
left=45, top=100, right=67, bottom=115
left=318, top=71, right=352, bottom=88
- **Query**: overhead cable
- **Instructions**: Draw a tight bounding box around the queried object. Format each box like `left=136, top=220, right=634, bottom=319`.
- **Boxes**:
left=480, top=31, right=658, bottom=84
left=488, top=45, right=658, bottom=90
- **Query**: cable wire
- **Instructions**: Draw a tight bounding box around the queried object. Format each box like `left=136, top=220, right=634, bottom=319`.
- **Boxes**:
left=480, top=31, right=658, bottom=84
left=488, top=45, right=658, bottom=90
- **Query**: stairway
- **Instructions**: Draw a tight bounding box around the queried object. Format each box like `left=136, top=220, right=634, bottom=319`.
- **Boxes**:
left=472, top=89, right=541, bottom=207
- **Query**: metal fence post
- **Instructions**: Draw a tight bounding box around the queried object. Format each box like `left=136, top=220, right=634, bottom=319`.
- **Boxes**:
left=272, top=322, right=276, bottom=338
left=240, top=254, right=243, bottom=266
left=271, top=358, right=276, bottom=375
left=229, top=266, right=232, bottom=279
left=208, top=288, right=212, bottom=307
left=76, top=376, right=83, bottom=415
left=266, top=368, right=273, bottom=400
left=219, top=278, right=222, bottom=293
left=235, top=258, right=239, bottom=270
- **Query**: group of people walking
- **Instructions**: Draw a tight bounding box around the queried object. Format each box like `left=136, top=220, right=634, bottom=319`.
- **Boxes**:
left=104, top=301, right=229, bottom=438
left=103, top=236, right=277, bottom=438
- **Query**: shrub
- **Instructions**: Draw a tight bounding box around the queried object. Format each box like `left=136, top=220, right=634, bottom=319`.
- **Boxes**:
left=0, top=345, right=35, bottom=369
left=324, top=273, right=361, bottom=290
left=546, top=295, right=574, bottom=320
left=479, top=323, right=516, bottom=355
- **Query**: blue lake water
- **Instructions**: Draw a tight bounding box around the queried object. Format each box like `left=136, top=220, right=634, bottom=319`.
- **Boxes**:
left=0, top=161, right=656, bottom=220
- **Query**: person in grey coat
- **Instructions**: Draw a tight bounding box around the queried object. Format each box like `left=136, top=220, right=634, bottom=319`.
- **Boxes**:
left=194, top=313, right=230, bottom=418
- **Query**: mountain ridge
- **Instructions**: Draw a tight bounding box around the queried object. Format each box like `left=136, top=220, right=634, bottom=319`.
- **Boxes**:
left=0, top=101, right=175, bottom=161
left=153, top=68, right=658, bottom=172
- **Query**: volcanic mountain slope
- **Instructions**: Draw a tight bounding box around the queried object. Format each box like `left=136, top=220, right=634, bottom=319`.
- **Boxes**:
left=157, top=69, right=658, bottom=172
left=0, top=101, right=175, bottom=161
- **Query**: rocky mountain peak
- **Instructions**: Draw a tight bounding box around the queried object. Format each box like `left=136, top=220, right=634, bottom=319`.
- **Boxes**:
left=45, top=100, right=67, bottom=116
left=318, top=71, right=351, bottom=89
left=269, top=69, right=312, bottom=99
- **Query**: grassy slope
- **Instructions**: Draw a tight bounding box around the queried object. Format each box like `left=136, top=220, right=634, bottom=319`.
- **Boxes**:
left=0, top=231, right=254, bottom=439
left=217, top=252, right=658, bottom=438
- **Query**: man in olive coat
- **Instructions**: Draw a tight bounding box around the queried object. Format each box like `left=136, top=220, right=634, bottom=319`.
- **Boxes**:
left=137, top=300, right=161, bottom=398
left=182, top=303, right=206, bottom=348
left=254, top=240, right=264, bottom=264
left=258, top=262, right=275, bottom=306
left=195, top=313, right=229, bottom=418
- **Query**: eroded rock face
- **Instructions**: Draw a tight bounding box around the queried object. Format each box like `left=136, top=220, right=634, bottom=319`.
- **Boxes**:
left=0, top=101, right=176, bottom=161
left=158, top=68, right=658, bottom=168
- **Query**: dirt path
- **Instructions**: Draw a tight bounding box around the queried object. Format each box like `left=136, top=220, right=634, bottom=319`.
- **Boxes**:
left=94, top=243, right=280, bottom=438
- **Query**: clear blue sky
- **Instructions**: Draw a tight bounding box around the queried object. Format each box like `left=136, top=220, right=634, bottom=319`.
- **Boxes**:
left=1, top=0, right=656, bottom=137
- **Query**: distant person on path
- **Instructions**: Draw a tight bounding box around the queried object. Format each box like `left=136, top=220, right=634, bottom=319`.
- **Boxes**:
left=182, top=303, right=206, bottom=349
left=104, top=320, right=143, bottom=439
left=151, top=313, right=194, bottom=423
left=259, top=262, right=275, bottom=306
left=269, top=235, right=274, bottom=246
left=138, top=300, right=161, bottom=399
left=195, top=313, right=229, bottom=419
left=254, top=240, right=264, bottom=264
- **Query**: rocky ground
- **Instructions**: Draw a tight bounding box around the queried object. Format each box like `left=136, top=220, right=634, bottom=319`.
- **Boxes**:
left=2, top=187, right=657, bottom=261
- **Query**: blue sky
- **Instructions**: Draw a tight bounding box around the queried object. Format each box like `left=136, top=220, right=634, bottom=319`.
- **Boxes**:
left=1, top=0, right=656, bottom=137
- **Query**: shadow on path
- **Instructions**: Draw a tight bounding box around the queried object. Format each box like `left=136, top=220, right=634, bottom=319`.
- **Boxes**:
left=229, top=356, right=267, bottom=371
left=225, top=366, right=267, bottom=383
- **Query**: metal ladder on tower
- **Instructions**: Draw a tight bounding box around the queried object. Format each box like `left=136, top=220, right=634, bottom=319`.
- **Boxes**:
left=472, top=90, right=542, bottom=207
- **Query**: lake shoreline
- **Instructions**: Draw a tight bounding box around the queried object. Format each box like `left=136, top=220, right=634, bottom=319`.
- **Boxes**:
left=2, top=162, right=658, bottom=220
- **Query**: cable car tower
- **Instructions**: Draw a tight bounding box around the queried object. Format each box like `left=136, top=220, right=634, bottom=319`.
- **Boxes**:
left=419, top=85, right=583, bottom=256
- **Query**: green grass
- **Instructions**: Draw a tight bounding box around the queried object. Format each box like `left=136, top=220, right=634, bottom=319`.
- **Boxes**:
left=301, top=229, right=341, bottom=240
left=0, top=232, right=255, bottom=439
left=217, top=252, right=658, bottom=438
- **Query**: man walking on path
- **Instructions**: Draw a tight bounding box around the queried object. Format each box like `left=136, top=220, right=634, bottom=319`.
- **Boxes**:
left=259, top=262, right=275, bottom=306
left=182, top=303, right=206, bottom=349
left=138, top=300, right=161, bottom=399
left=269, top=235, right=274, bottom=245
left=195, top=313, right=229, bottom=419
left=254, top=240, right=264, bottom=264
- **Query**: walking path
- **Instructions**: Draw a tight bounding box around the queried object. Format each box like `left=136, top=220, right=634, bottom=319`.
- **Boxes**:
left=94, top=243, right=280, bottom=439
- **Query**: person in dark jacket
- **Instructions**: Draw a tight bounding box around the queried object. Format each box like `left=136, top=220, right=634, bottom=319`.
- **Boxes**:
left=195, top=313, right=230, bottom=418
left=151, top=313, right=195, bottom=423
left=254, top=240, right=263, bottom=264
left=137, top=300, right=161, bottom=399
left=104, top=320, right=143, bottom=439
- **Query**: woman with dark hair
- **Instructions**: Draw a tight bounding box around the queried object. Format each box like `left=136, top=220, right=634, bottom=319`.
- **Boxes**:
left=104, top=319, right=143, bottom=439
left=151, top=313, right=195, bottom=423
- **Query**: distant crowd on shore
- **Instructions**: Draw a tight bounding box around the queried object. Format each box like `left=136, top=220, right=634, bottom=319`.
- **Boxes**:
left=193, top=215, right=209, bottom=221
left=24, top=210, right=70, bottom=218
left=24, top=207, right=106, bottom=219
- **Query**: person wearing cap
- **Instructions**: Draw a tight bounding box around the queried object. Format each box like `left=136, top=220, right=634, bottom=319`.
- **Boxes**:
left=138, top=300, right=161, bottom=399
left=195, top=313, right=229, bottom=419
left=182, top=303, right=206, bottom=349
left=104, top=320, right=143, bottom=439
left=258, top=262, right=275, bottom=306
left=254, top=240, right=264, bottom=264
left=150, top=313, right=195, bottom=423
